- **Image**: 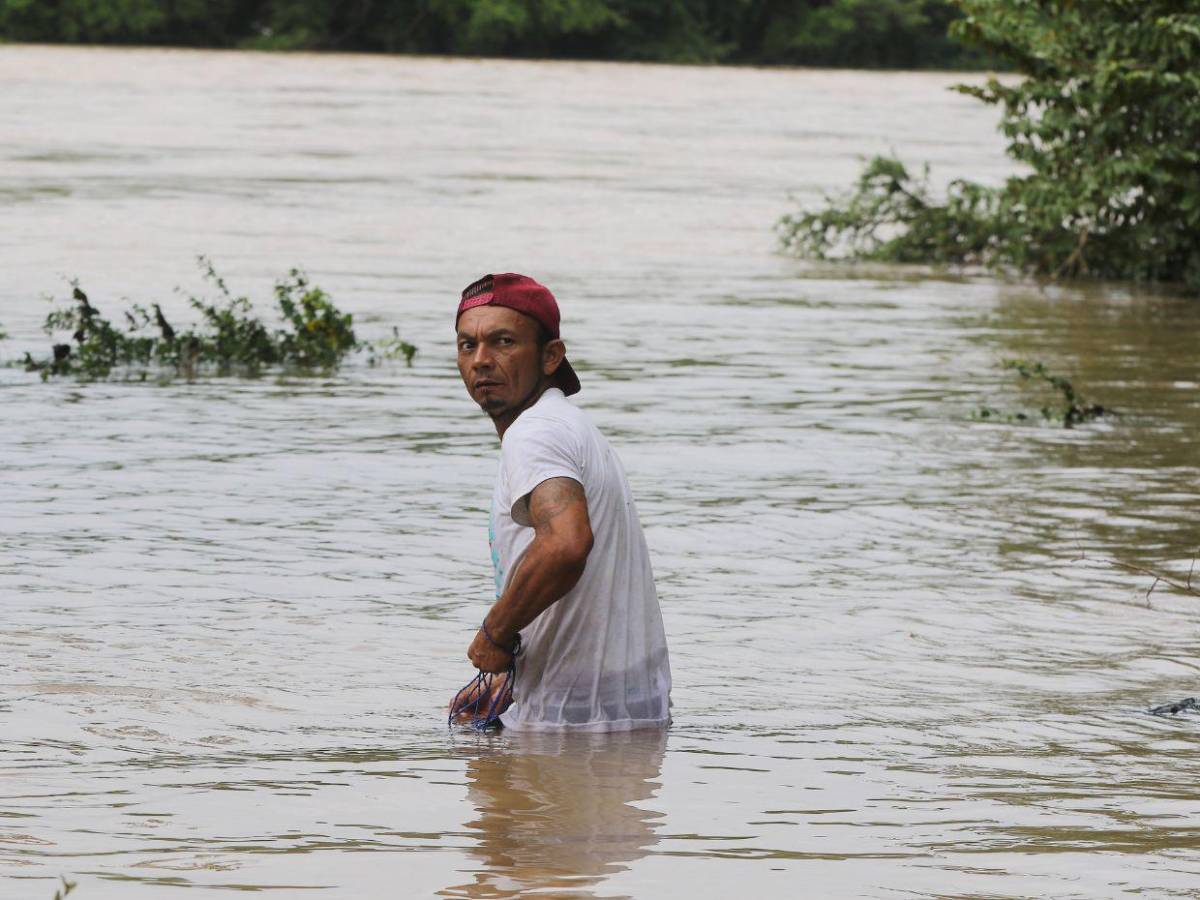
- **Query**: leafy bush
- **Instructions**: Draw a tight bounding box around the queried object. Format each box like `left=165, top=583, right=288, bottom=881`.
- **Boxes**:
left=184, top=260, right=284, bottom=374
left=22, top=259, right=415, bottom=381
left=780, top=0, right=1200, bottom=293
left=779, top=155, right=998, bottom=265
left=34, top=285, right=159, bottom=378
left=273, top=269, right=359, bottom=369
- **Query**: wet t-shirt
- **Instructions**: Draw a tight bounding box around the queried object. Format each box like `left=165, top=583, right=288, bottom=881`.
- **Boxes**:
left=490, top=388, right=671, bottom=731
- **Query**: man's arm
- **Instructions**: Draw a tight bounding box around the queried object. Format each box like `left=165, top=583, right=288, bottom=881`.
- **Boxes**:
left=467, top=476, right=594, bottom=673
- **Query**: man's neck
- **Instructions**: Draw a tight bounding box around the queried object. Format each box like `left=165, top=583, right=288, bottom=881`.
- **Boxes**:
left=492, top=380, right=551, bottom=440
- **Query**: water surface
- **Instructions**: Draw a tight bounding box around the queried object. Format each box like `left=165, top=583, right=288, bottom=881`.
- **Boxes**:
left=2, top=45, right=1200, bottom=899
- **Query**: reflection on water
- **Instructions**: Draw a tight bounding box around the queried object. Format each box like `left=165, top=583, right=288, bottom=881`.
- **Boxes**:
left=442, top=730, right=665, bottom=899
left=3, top=44, right=1200, bottom=899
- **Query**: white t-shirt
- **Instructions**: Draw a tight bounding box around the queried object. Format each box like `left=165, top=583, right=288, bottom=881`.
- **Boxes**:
left=489, top=388, right=671, bottom=732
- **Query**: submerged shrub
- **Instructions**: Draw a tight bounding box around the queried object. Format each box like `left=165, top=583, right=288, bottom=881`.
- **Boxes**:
left=30, top=285, right=159, bottom=378
left=368, top=326, right=418, bottom=367
left=23, top=259, right=415, bottom=381
left=778, top=155, right=999, bottom=266
left=273, top=269, right=359, bottom=369
left=974, top=358, right=1110, bottom=427
left=187, top=260, right=283, bottom=373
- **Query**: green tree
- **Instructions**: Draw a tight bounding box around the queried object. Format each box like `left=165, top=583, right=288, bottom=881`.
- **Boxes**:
left=742, top=0, right=974, bottom=67
left=780, top=0, right=1200, bottom=293
left=432, top=0, right=623, bottom=55
left=0, top=1, right=983, bottom=68
left=0, top=0, right=240, bottom=43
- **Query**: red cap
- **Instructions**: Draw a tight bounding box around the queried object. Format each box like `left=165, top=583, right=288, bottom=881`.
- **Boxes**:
left=456, top=273, right=581, bottom=396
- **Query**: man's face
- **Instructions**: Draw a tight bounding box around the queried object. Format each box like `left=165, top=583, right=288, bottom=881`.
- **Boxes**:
left=456, top=305, right=548, bottom=418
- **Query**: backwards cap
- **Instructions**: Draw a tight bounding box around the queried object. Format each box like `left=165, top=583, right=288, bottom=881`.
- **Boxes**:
left=456, top=273, right=581, bottom=396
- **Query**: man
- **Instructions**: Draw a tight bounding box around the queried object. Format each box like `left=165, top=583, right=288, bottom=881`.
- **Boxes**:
left=453, top=273, right=671, bottom=731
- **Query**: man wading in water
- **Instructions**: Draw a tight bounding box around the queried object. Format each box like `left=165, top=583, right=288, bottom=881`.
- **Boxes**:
left=451, top=273, right=671, bottom=731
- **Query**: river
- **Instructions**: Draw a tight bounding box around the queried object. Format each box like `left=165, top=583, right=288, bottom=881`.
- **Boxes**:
left=3, top=45, right=1200, bottom=899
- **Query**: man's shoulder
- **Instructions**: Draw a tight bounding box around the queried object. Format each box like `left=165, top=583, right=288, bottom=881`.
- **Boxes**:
left=511, top=389, right=588, bottom=436
left=505, top=391, right=605, bottom=464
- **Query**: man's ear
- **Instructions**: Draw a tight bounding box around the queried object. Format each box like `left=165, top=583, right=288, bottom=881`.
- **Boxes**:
left=542, top=338, right=567, bottom=377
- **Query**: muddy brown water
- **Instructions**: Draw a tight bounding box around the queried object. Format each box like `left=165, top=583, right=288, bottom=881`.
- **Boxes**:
left=2, top=45, right=1200, bottom=899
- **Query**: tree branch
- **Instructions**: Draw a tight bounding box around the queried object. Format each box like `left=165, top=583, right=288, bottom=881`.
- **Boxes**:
left=1078, top=552, right=1200, bottom=600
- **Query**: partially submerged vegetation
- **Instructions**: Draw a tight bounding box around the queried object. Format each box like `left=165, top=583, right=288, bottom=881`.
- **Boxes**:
left=1074, top=548, right=1200, bottom=608
left=780, top=0, right=1200, bottom=294
left=975, top=358, right=1110, bottom=428
left=17, top=259, right=416, bottom=382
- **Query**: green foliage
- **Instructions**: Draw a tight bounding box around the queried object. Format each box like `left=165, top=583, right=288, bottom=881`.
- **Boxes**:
left=0, top=0, right=234, bottom=44
left=368, top=326, right=419, bottom=367
left=753, top=0, right=976, bottom=68
left=974, top=358, right=1109, bottom=428
left=778, top=155, right=998, bottom=264
left=31, top=284, right=159, bottom=378
left=52, top=877, right=77, bottom=900
left=185, top=259, right=283, bottom=374
left=780, top=0, right=1200, bottom=293
left=0, top=1, right=985, bottom=68
left=429, top=0, right=625, bottom=56
left=1002, top=358, right=1108, bottom=427
left=22, top=259, right=415, bottom=382
left=273, top=269, right=360, bottom=369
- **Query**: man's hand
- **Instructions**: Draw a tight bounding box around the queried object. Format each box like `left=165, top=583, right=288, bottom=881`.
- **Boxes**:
left=467, top=626, right=513, bottom=674
left=448, top=671, right=512, bottom=721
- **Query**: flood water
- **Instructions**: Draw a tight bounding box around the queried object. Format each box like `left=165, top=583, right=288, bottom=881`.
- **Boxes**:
left=3, top=45, right=1200, bottom=898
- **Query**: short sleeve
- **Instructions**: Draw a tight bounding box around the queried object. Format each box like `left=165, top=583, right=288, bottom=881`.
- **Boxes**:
left=501, top=416, right=583, bottom=527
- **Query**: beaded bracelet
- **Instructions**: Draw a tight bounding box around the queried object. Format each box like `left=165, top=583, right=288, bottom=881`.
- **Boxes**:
left=481, top=619, right=522, bottom=656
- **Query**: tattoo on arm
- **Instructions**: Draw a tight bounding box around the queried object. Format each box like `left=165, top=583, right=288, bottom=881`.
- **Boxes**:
left=528, top=477, right=587, bottom=531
